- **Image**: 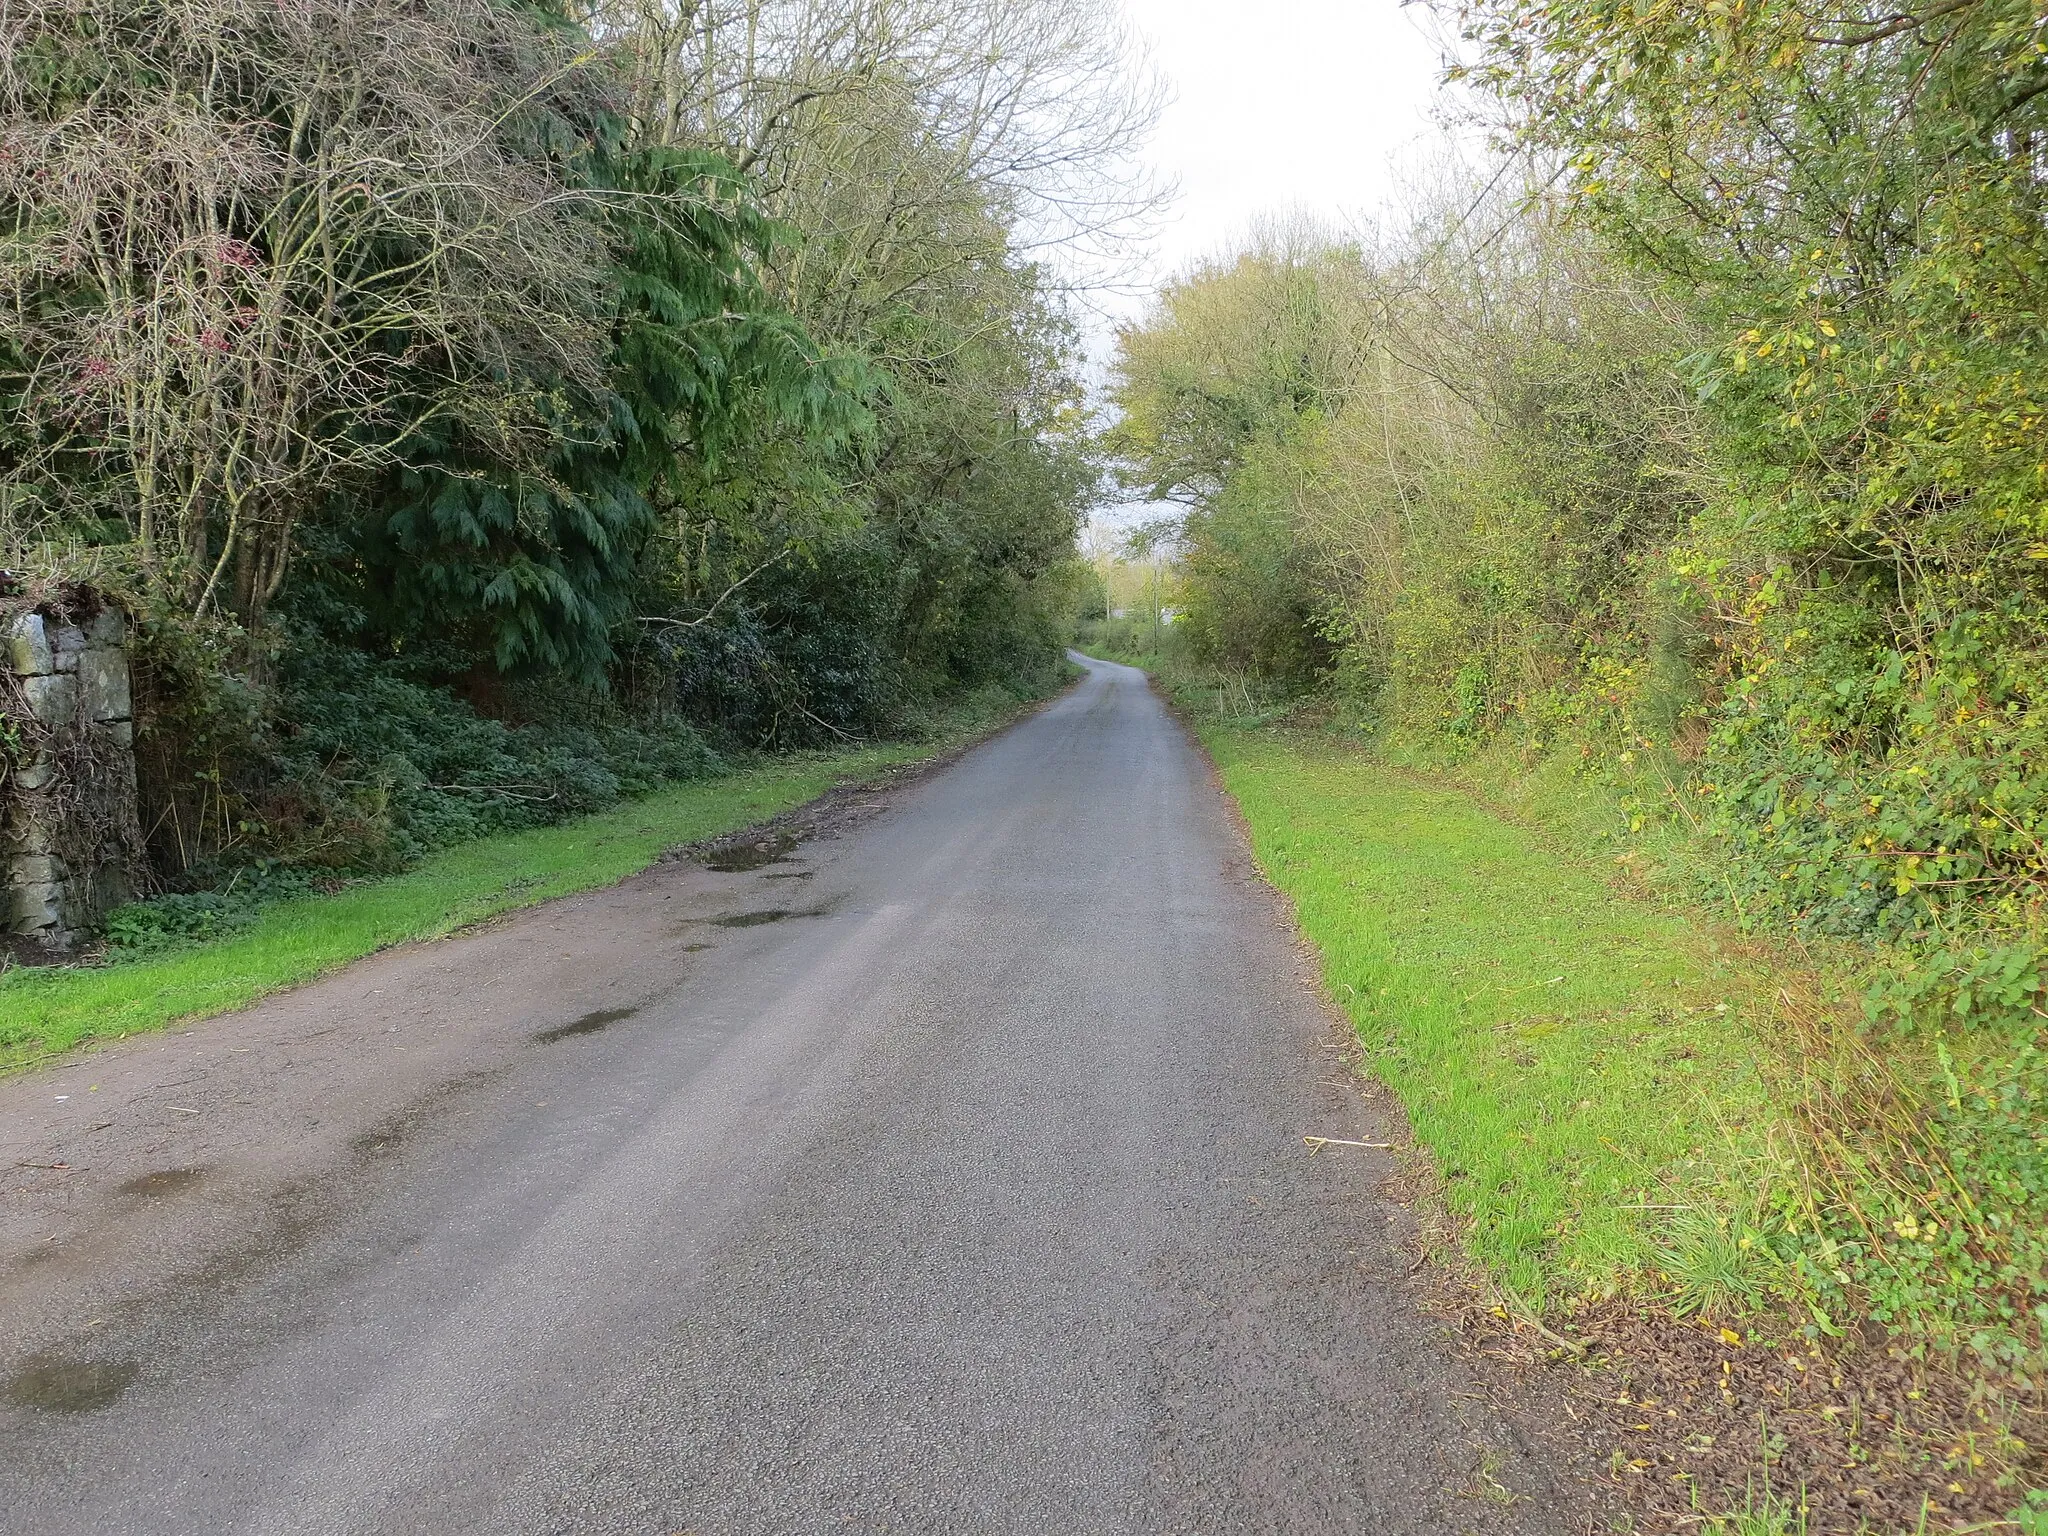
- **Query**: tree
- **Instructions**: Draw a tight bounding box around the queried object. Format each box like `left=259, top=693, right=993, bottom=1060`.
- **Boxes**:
left=1448, top=0, right=2048, bottom=964
left=353, top=145, right=870, bottom=680
left=572, top=0, right=1135, bottom=737
left=583, top=0, right=1165, bottom=300
left=0, top=0, right=619, bottom=626
left=1109, top=186, right=1696, bottom=710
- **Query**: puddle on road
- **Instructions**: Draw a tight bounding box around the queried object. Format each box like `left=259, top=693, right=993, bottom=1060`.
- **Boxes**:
left=532, top=1006, right=639, bottom=1044
left=701, top=834, right=797, bottom=872
left=5, top=1355, right=138, bottom=1413
left=118, top=1167, right=206, bottom=1198
left=762, top=870, right=814, bottom=881
left=708, top=896, right=840, bottom=929
left=710, top=909, right=796, bottom=928
left=682, top=943, right=714, bottom=953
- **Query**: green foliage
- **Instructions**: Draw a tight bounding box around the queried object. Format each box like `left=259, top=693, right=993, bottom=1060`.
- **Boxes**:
left=263, top=636, right=720, bottom=865
left=125, top=596, right=718, bottom=882
left=2010, top=1489, right=2048, bottom=1534
left=101, top=867, right=320, bottom=954
left=1444, top=0, right=2048, bottom=1028
left=1768, top=1042, right=2048, bottom=1370
left=0, top=0, right=624, bottom=625
left=1107, top=244, right=1368, bottom=688
left=1176, top=434, right=1337, bottom=689
left=4, top=0, right=1095, bottom=921
left=1658, top=1211, right=1776, bottom=1319
left=644, top=227, right=1095, bottom=745
left=370, top=461, right=656, bottom=680
left=1700, top=1484, right=1810, bottom=1536
left=1114, top=174, right=2048, bottom=1376
left=347, top=145, right=871, bottom=684
left=1110, top=218, right=1691, bottom=719
left=1109, top=0, right=2048, bottom=1371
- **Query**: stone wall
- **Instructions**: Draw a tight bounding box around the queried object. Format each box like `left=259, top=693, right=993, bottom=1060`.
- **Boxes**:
left=3, top=599, right=145, bottom=950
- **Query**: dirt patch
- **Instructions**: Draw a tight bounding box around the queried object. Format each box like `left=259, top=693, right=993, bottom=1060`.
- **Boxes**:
left=0, top=706, right=1056, bottom=1366
left=679, top=722, right=1032, bottom=874
left=1440, top=1298, right=2041, bottom=1532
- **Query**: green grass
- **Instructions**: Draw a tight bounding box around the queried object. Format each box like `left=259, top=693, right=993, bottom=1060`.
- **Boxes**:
left=1200, top=722, right=1790, bottom=1307
left=0, top=725, right=1004, bottom=1070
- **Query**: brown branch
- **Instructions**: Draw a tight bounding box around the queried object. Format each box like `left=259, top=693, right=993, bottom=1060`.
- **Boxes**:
left=635, top=548, right=789, bottom=630
left=1805, top=0, right=1982, bottom=47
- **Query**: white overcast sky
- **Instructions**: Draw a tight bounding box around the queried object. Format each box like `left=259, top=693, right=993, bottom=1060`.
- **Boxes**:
left=1113, top=0, right=1454, bottom=305
left=1084, top=0, right=1459, bottom=525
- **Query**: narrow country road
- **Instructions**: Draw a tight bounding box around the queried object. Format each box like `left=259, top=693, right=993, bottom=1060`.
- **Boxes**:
left=0, top=656, right=1574, bottom=1535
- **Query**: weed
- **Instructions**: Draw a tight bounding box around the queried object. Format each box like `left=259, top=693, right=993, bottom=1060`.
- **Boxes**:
left=1464, top=1447, right=1518, bottom=1506
left=1658, top=1211, right=1773, bottom=1320
left=1700, top=1486, right=1808, bottom=1536
left=2009, top=1489, right=2048, bottom=1534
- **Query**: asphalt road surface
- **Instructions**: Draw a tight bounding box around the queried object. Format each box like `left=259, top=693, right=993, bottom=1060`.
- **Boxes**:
left=0, top=655, right=1575, bottom=1535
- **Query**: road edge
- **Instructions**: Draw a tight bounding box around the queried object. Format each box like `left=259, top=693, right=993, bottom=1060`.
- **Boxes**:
left=1, top=675, right=1081, bottom=1077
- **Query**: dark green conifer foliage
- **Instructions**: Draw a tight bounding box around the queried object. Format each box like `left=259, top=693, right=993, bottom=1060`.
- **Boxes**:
left=363, top=145, right=869, bottom=681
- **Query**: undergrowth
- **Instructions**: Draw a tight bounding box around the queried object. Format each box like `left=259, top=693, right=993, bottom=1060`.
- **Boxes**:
left=1413, top=728, right=2048, bottom=1382
left=129, top=622, right=724, bottom=884
left=1102, top=627, right=2048, bottom=1378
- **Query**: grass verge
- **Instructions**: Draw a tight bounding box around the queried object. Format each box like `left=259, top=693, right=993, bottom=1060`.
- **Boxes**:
left=1203, top=717, right=2038, bottom=1530
left=1081, top=638, right=2038, bottom=1528
left=1200, top=722, right=1788, bottom=1308
left=0, top=692, right=1040, bottom=1070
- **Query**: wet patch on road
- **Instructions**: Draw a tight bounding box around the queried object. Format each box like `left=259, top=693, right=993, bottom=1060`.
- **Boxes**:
left=349, top=1066, right=511, bottom=1164
left=710, top=909, right=800, bottom=928
left=532, top=1007, right=639, bottom=1044
left=704, top=894, right=842, bottom=930
left=5, top=1354, right=138, bottom=1414
left=700, top=834, right=798, bottom=872
left=117, top=1168, right=207, bottom=1199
